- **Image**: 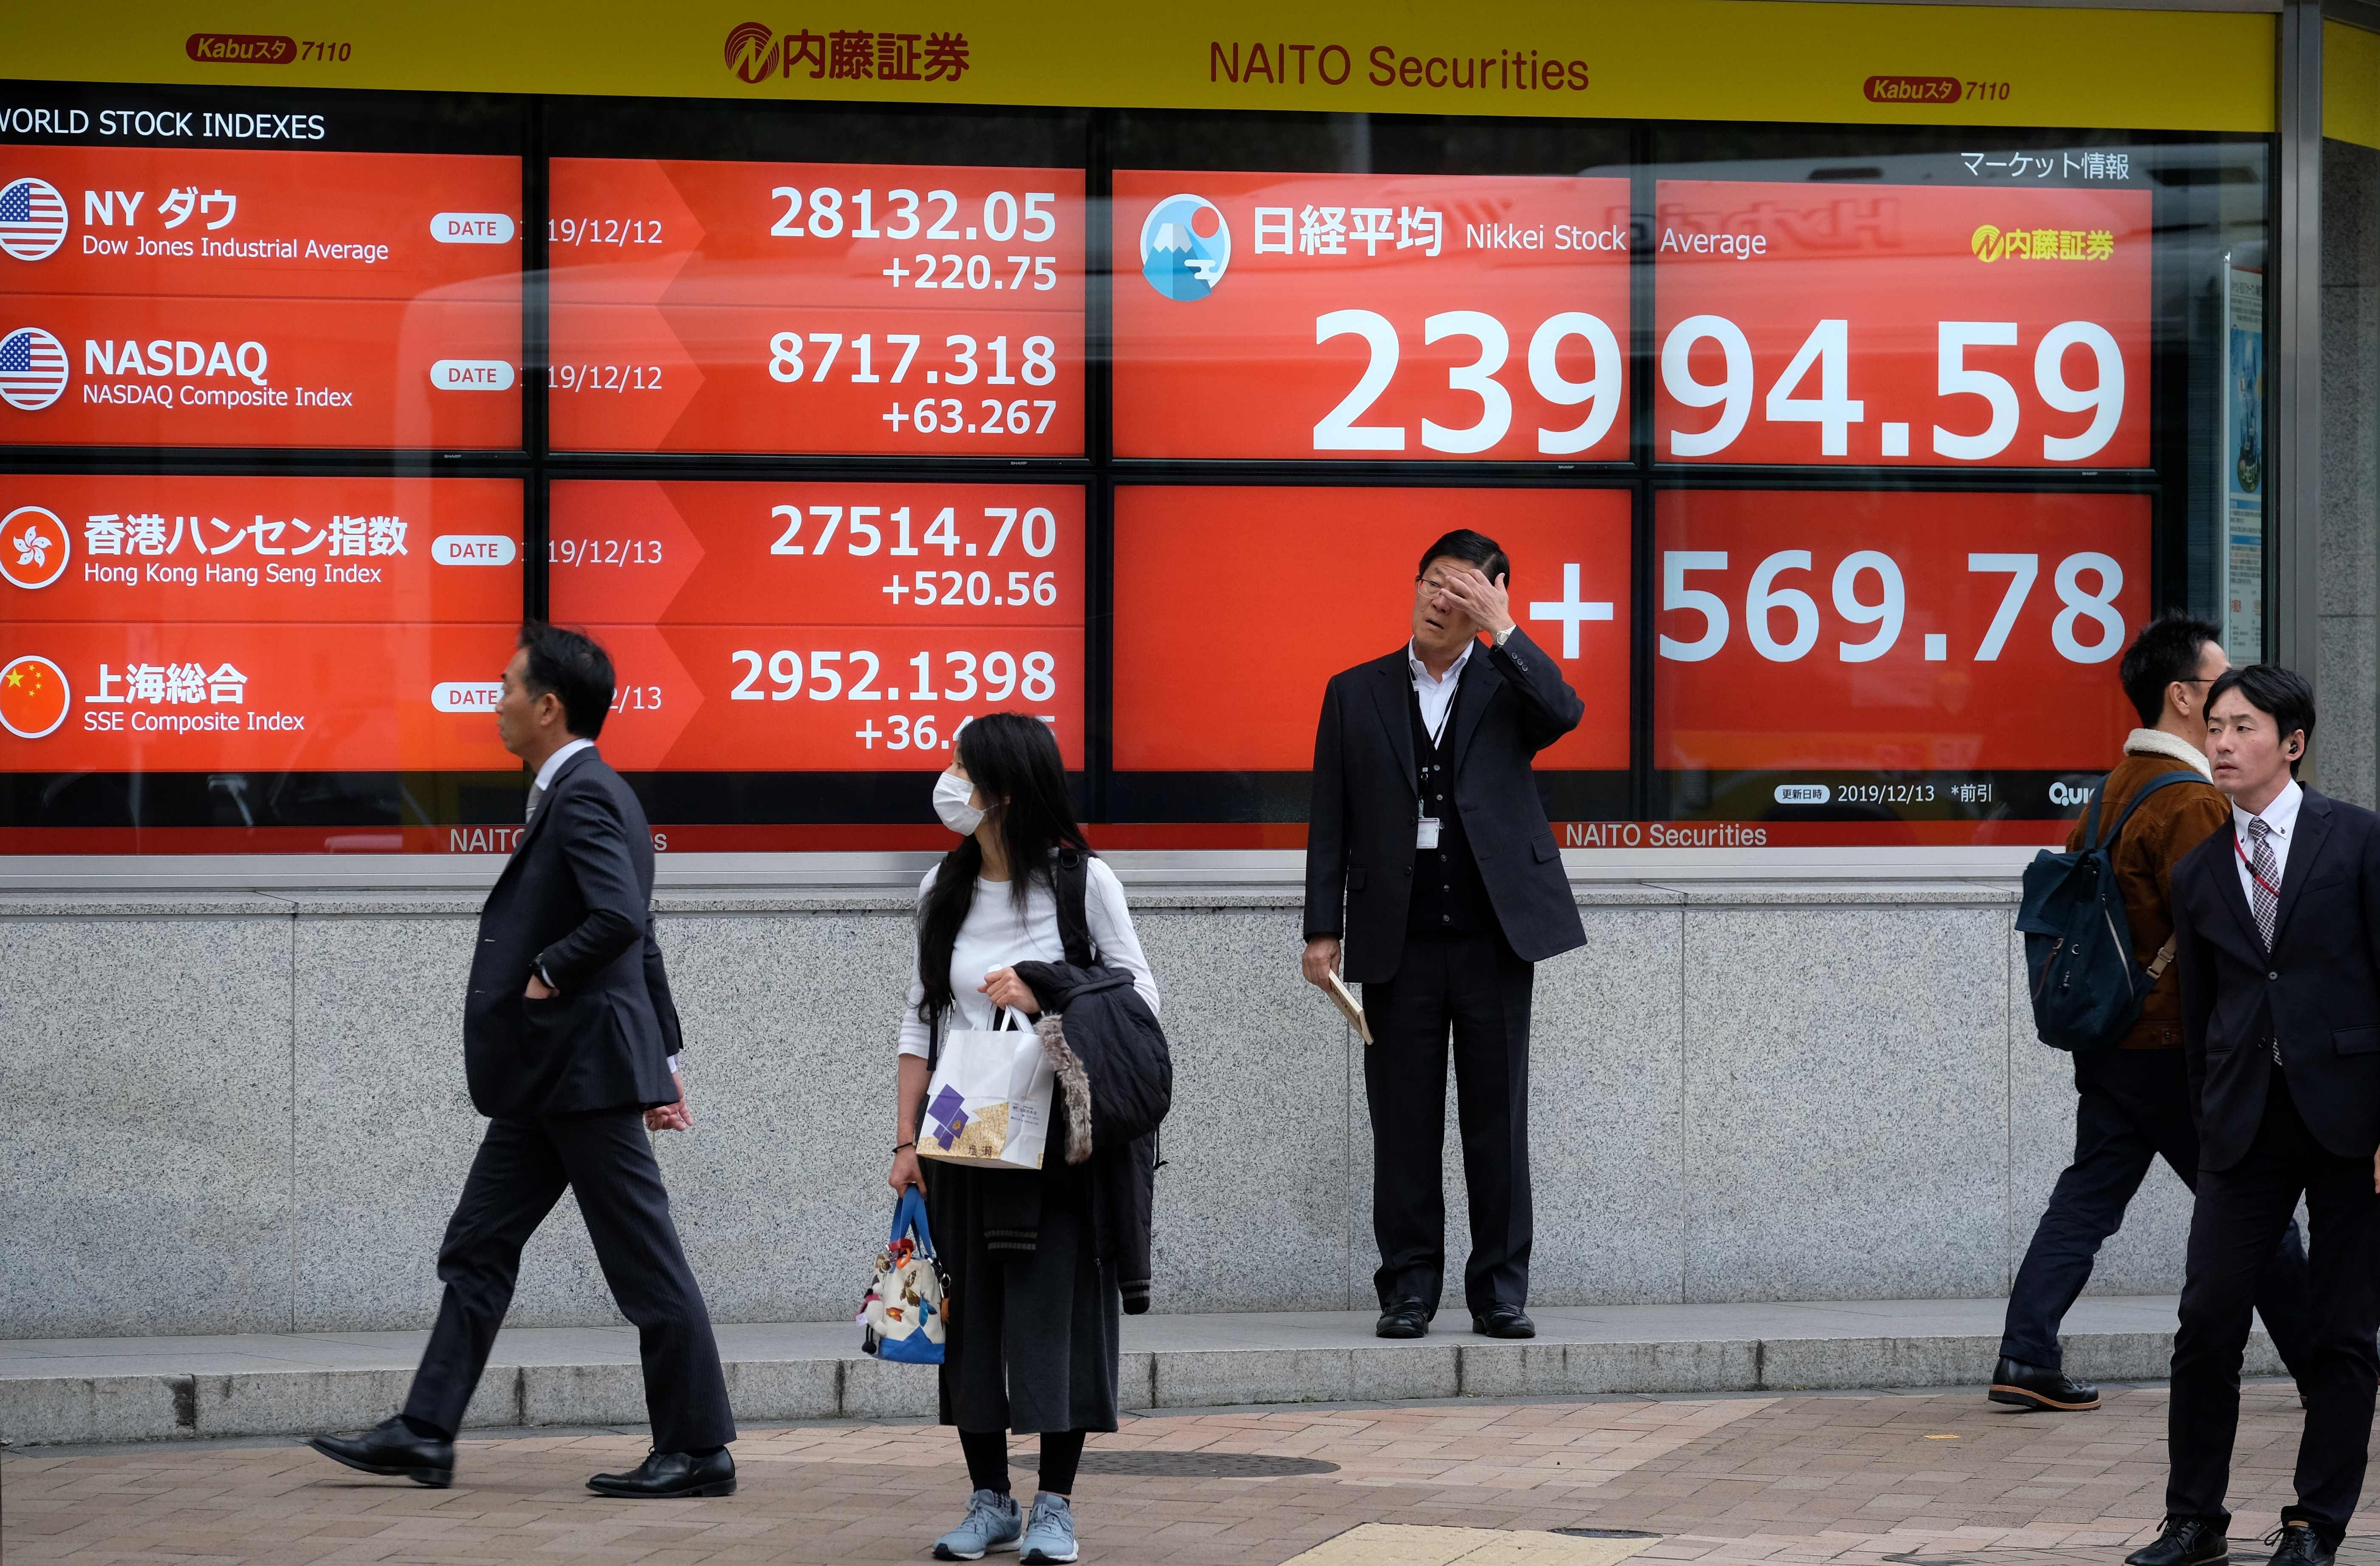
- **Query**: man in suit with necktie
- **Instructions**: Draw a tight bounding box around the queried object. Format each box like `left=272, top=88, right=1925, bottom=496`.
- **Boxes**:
left=2127, top=665, right=2380, bottom=1566
left=309, top=623, right=736, bottom=1498
left=1301, top=529, right=1587, bottom=1343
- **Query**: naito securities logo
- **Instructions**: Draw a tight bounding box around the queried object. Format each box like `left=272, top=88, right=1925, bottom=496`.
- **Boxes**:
left=722, top=20, right=972, bottom=86
left=1971, top=223, right=2115, bottom=263
left=1139, top=194, right=1231, bottom=302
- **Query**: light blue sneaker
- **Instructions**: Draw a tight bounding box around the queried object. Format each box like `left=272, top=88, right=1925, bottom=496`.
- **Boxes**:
left=1019, top=1493, right=1078, bottom=1564
left=933, top=1488, right=1021, bottom=1560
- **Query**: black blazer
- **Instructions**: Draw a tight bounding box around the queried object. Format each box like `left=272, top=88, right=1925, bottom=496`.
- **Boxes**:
left=464, top=745, right=683, bottom=1119
left=1304, top=629, right=1588, bottom=983
left=2173, top=786, right=2380, bottom=1170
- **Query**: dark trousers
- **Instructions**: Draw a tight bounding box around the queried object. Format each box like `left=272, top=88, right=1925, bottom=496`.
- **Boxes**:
left=2002, top=1048, right=2313, bottom=1374
left=402, top=1110, right=736, bottom=1453
left=2168, top=1065, right=2380, bottom=1543
left=1360, top=929, right=1534, bottom=1317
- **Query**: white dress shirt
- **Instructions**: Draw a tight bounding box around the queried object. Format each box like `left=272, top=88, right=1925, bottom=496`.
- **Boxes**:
left=1407, top=640, right=1473, bottom=749
left=898, top=856, right=1160, bottom=1059
left=531, top=736, right=594, bottom=804
left=2231, top=777, right=2303, bottom=912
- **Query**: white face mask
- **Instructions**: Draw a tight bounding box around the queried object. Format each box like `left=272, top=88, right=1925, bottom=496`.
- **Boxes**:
left=933, top=770, right=986, bottom=837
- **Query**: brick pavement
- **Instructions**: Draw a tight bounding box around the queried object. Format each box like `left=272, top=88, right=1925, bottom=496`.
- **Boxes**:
left=4, top=1380, right=2369, bottom=1566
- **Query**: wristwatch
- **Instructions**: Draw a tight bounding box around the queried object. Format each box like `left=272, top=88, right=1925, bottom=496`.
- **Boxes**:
left=1493, top=623, right=1516, bottom=648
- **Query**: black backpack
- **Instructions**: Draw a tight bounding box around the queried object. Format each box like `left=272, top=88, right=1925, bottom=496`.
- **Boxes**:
left=2016, top=770, right=2202, bottom=1053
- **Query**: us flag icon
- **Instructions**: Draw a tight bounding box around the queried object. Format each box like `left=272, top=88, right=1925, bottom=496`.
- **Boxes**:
left=0, top=177, right=68, bottom=262
left=0, top=327, right=68, bottom=411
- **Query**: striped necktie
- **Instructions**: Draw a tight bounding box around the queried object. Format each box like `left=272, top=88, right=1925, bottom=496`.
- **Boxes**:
left=2248, top=817, right=2279, bottom=949
left=525, top=783, right=545, bottom=826
left=2249, top=817, right=2281, bottom=1064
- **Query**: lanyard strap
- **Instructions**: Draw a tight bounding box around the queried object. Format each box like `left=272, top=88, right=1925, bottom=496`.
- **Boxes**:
left=1413, top=675, right=1455, bottom=750
left=2236, top=830, right=2284, bottom=900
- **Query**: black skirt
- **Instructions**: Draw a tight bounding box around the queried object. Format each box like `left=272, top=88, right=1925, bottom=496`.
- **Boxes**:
left=928, top=1161, right=1122, bottom=1436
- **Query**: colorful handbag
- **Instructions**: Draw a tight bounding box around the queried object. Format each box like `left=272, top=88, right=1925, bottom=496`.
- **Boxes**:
left=859, top=1185, right=948, bottom=1365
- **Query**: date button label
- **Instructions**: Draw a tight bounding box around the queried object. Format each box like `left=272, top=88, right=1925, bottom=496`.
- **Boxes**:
left=431, top=535, right=519, bottom=567
left=431, top=359, right=517, bottom=392
left=432, top=212, right=517, bottom=244
left=1774, top=784, right=1832, bottom=804
left=431, top=681, right=504, bottom=713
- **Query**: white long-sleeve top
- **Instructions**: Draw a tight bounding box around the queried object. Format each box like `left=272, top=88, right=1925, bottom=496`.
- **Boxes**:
left=897, top=856, right=1160, bottom=1059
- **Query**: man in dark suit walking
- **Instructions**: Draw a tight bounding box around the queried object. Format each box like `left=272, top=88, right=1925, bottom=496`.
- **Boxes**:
left=1302, top=529, right=1587, bottom=1342
left=2127, top=665, right=2380, bottom=1566
left=309, top=623, right=736, bottom=1498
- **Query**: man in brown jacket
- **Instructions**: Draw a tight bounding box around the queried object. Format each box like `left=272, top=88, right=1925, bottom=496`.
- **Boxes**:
left=1990, top=614, right=2313, bottom=1412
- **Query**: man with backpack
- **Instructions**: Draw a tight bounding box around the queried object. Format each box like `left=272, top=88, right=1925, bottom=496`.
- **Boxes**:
left=1994, top=614, right=2311, bottom=1415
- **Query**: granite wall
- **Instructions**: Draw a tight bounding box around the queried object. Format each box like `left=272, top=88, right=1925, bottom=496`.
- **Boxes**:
left=0, top=877, right=2194, bottom=1340
left=2321, top=135, right=2380, bottom=808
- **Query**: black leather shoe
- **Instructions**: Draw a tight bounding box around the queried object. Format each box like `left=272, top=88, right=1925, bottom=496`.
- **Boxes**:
left=1987, top=1356, right=2101, bottom=1411
left=1375, top=1298, right=1429, bottom=1339
left=307, top=1416, right=454, bottom=1488
left=2123, top=1518, right=2230, bottom=1566
left=1471, top=1305, right=1536, bottom=1339
left=587, top=1446, right=736, bottom=1498
left=2265, top=1524, right=2335, bottom=1566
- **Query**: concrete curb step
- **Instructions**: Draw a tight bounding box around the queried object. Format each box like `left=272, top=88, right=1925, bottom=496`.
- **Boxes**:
left=0, top=1297, right=2275, bottom=1449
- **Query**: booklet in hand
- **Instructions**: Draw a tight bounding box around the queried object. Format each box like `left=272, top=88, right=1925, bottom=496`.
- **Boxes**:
left=1323, top=968, right=1373, bottom=1045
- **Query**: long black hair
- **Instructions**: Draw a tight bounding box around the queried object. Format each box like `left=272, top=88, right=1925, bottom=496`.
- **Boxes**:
left=914, top=712, right=1088, bottom=1025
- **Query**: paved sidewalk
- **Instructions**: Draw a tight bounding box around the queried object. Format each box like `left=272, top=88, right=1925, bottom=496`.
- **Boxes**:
left=2, top=1379, right=2355, bottom=1566
left=0, top=1298, right=2286, bottom=1447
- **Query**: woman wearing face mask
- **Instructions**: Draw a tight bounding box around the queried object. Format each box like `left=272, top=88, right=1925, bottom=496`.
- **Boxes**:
left=891, top=712, right=1159, bottom=1565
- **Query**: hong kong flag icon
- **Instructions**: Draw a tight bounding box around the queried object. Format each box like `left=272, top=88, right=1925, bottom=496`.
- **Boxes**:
left=0, top=654, right=69, bottom=739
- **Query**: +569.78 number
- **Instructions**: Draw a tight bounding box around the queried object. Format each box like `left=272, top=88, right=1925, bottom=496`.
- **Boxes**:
left=765, top=331, right=1060, bottom=436
left=1658, top=548, right=2126, bottom=665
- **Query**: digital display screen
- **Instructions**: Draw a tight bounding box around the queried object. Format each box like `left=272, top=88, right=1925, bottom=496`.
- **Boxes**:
left=1111, top=172, right=1631, bottom=462
left=0, top=475, right=522, bottom=771
left=1652, top=488, right=2148, bottom=820
left=1110, top=485, right=1630, bottom=819
left=547, top=480, right=1085, bottom=772
left=1651, top=180, right=2152, bottom=468
left=546, top=160, right=1086, bottom=455
left=0, top=146, right=523, bottom=449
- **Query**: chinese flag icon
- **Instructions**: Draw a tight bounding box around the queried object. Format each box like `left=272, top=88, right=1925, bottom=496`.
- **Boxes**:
left=0, top=655, right=69, bottom=740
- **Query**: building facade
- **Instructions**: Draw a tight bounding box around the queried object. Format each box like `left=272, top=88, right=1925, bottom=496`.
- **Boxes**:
left=3, top=0, right=2378, bottom=1335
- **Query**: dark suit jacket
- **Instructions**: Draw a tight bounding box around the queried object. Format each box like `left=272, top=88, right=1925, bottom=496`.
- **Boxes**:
left=464, top=744, right=683, bottom=1119
left=1304, top=628, right=1588, bottom=984
left=2173, top=785, right=2380, bottom=1169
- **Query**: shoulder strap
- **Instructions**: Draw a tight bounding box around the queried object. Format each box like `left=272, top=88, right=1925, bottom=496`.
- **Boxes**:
left=2095, top=770, right=2204, bottom=853
left=1053, top=847, right=1099, bottom=968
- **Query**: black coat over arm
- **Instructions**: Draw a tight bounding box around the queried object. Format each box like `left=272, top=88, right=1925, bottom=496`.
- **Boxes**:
left=1303, top=629, right=1588, bottom=984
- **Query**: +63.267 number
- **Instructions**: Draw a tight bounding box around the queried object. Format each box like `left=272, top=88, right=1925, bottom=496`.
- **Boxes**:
left=766, top=331, right=1060, bottom=436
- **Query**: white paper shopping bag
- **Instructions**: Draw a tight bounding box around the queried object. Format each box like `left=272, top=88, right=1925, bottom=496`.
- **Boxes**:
left=918, top=1009, right=1054, bottom=1171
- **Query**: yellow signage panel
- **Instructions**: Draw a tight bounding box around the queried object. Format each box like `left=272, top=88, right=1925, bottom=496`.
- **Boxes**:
left=1, top=0, right=2276, bottom=133
left=2329, top=18, right=2380, bottom=151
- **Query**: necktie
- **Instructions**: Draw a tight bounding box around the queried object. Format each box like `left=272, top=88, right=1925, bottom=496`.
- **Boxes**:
left=2249, top=817, right=2281, bottom=1064
left=525, top=783, right=545, bottom=826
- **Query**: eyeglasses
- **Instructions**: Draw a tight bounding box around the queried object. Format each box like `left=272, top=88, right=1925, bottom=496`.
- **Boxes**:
left=1414, top=574, right=1457, bottom=597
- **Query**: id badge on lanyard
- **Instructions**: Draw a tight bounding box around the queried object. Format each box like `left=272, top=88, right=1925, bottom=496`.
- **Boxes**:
left=1416, top=691, right=1449, bottom=851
